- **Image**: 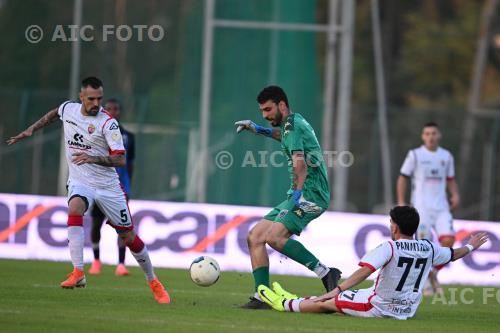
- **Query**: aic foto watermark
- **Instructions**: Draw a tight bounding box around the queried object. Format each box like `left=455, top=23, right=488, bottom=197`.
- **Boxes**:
left=25, top=25, right=165, bottom=44
left=430, top=288, right=500, bottom=305
left=214, top=150, right=355, bottom=170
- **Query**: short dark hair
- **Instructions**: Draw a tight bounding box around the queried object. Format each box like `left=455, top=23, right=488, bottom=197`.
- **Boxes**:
left=105, top=98, right=121, bottom=110
left=423, top=121, right=439, bottom=129
left=389, top=206, right=420, bottom=237
left=257, top=85, right=289, bottom=107
left=81, top=77, right=103, bottom=89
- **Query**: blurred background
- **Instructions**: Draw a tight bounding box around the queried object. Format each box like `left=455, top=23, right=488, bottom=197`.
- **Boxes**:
left=1, top=0, right=500, bottom=220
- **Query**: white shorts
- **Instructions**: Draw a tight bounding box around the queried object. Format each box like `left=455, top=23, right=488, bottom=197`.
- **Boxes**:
left=416, top=208, right=454, bottom=241
left=67, top=181, right=133, bottom=232
left=334, top=288, right=383, bottom=318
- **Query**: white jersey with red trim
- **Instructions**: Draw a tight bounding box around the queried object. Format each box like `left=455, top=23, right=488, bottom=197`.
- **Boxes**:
left=358, top=239, right=452, bottom=319
left=58, top=100, right=125, bottom=189
left=400, top=146, right=455, bottom=211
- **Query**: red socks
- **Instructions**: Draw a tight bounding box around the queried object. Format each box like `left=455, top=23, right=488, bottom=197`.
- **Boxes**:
left=127, top=235, right=145, bottom=253
left=68, top=215, right=83, bottom=226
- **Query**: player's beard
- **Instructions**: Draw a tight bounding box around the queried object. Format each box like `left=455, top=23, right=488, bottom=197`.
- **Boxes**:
left=86, top=107, right=99, bottom=116
left=271, top=111, right=282, bottom=127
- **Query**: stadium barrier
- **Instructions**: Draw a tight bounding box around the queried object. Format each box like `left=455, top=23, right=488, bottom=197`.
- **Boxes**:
left=0, top=193, right=498, bottom=286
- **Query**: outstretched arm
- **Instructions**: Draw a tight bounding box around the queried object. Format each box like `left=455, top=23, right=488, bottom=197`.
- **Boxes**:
left=235, top=120, right=281, bottom=142
left=451, top=232, right=488, bottom=261
left=72, top=152, right=126, bottom=167
left=6, top=108, right=59, bottom=145
left=312, top=266, right=373, bottom=303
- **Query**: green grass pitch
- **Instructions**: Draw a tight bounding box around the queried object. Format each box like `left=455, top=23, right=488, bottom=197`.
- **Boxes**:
left=0, top=259, right=499, bottom=333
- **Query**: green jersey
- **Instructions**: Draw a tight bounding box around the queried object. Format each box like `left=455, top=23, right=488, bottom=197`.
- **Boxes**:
left=280, top=113, right=330, bottom=209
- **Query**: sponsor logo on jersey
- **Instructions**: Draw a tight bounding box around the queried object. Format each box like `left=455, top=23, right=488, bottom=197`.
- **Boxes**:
left=73, top=133, right=84, bottom=142
left=293, top=207, right=304, bottom=218
left=109, top=123, right=119, bottom=131
left=277, top=209, right=288, bottom=219
left=65, top=119, right=77, bottom=126
left=88, top=124, right=95, bottom=134
left=67, top=132, right=91, bottom=150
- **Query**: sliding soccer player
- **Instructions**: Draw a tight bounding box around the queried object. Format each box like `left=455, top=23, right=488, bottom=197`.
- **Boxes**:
left=258, top=206, right=488, bottom=320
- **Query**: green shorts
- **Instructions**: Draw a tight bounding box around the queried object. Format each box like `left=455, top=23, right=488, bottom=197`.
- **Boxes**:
left=263, top=199, right=324, bottom=236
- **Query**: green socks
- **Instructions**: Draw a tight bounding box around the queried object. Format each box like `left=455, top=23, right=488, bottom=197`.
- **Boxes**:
left=252, top=240, right=324, bottom=291
left=253, top=266, right=270, bottom=291
left=281, top=238, right=320, bottom=270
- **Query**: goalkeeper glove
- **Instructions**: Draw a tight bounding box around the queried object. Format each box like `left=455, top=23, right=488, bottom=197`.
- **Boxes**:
left=235, top=120, right=273, bottom=137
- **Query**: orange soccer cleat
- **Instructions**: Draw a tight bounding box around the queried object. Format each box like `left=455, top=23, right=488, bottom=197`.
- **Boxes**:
left=115, top=264, right=130, bottom=276
left=89, top=259, right=102, bottom=275
left=149, top=278, right=171, bottom=304
left=60, top=268, right=86, bottom=289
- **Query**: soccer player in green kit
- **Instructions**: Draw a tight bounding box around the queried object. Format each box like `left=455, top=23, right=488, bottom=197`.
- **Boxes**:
left=235, top=86, right=342, bottom=309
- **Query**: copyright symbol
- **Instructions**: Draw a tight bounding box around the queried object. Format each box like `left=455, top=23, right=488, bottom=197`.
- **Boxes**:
left=215, top=151, right=233, bottom=170
left=25, top=25, right=43, bottom=44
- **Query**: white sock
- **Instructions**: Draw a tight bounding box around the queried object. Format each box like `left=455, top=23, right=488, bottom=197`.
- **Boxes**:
left=313, top=262, right=330, bottom=278
left=284, top=299, right=304, bottom=312
left=68, top=226, right=84, bottom=270
left=131, top=247, right=156, bottom=281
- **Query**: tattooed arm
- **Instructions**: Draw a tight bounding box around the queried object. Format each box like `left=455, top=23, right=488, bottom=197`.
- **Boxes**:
left=72, top=152, right=126, bottom=167
left=6, top=108, right=59, bottom=145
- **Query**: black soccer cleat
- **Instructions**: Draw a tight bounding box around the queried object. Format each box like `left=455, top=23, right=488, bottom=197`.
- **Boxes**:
left=240, top=296, right=272, bottom=310
left=321, top=267, right=342, bottom=292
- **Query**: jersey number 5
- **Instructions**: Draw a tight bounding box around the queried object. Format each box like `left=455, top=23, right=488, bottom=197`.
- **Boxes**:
left=396, top=257, right=428, bottom=292
left=120, top=209, right=128, bottom=223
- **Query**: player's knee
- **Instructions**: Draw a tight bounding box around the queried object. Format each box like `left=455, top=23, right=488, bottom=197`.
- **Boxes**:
left=247, top=227, right=265, bottom=247
left=264, top=234, right=286, bottom=250
left=119, top=229, right=136, bottom=244
left=68, top=197, right=87, bottom=216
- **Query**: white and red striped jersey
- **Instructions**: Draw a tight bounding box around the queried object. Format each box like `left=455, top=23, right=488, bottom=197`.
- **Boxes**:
left=400, top=146, right=455, bottom=211
left=58, top=101, right=125, bottom=189
left=358, top=239, right=452, bottom=319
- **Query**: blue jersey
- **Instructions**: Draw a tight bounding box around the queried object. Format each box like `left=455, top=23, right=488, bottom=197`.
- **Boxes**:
left=116, top=126, right=135, bottom=196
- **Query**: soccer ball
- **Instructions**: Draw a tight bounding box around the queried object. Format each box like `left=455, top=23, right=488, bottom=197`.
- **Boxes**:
left=189, top=256, right=220, bottom=287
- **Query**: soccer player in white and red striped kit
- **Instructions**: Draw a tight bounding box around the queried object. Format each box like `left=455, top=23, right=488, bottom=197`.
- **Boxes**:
left=7, top=77, right=170, bottom=304
left=258, top=206, right=488, bottom=320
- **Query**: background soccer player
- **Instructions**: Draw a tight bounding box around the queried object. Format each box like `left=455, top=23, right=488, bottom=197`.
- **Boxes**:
left=89, top=98, right=135, bottom=276
left=397, top=122, right=460, bottom=295
left=258, top=206, right=488, bottom=320
left=7, top=77, right=170, bottom=304
left=235, top=86, right=341, bottom=309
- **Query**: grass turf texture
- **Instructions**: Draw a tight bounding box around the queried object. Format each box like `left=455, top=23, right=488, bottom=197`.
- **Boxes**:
left=0, top=259, right=499, bottom=333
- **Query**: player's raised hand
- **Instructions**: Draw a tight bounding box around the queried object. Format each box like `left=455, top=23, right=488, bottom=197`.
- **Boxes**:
left=234, top=120, right=258, bottom=134
left=235, top=120, right=273, bottom=137
left=467, top=232, right=489, bottom=250
left=72, top=152, right=94, bottom=165
left=6, top=128, right=33, bottom=145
